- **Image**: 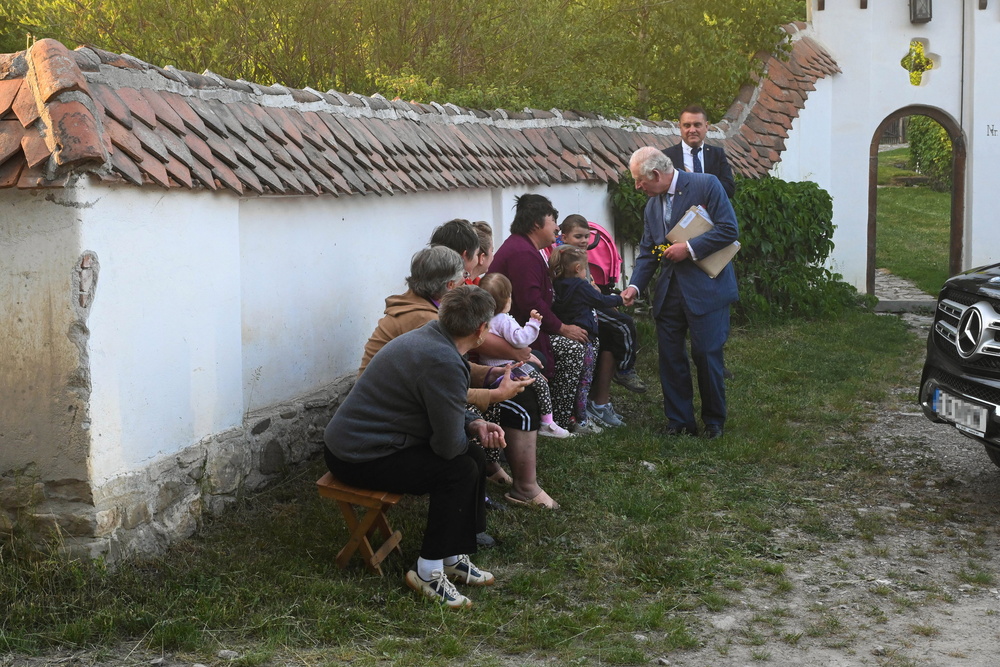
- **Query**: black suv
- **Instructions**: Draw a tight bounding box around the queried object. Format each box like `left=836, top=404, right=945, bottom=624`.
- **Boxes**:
left=920, top=262, right=1000, bottom=466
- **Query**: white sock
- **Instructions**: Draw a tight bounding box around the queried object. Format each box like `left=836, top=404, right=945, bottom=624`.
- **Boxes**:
left=541, top=414, right=555, bottom=424
left=417, top=557, right=444, bottom=580
left=443, top=555, right=460, bottom=567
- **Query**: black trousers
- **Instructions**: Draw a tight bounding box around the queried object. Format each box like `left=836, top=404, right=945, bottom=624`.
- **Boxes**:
left=325, top=443, right=486, bottom=560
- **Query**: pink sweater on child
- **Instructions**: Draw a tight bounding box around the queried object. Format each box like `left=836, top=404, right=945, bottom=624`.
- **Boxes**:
left=479, top=313, right=540, bottom=366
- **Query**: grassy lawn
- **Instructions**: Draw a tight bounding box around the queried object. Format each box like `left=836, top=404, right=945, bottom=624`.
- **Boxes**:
left=0, top=309, right=924, bottom=666
left=876, top=146, right=951, bottom=294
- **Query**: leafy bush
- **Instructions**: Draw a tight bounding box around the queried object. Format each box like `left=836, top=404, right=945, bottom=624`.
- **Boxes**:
left=731, top=176, right=866, bottom=320
left=608, top=170, right=647, bottom=248
left=907, top=115, right=952, bottom=191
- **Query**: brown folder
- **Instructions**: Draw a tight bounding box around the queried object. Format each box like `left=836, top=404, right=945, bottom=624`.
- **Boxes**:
left=666, top=206, right=740, bottom=279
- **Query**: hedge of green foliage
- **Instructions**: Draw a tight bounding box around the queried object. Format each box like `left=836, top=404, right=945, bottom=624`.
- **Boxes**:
left=731, top=176, right=865, bottom=319
left=608, top=173, right=867, bottom=320
left=908, top=115, right=952, bottom=191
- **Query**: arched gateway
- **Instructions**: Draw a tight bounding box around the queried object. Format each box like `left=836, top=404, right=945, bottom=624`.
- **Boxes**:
left=867, top=105, right=966, bottom=294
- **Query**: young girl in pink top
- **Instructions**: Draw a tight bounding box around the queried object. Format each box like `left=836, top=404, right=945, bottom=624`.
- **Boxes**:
left=478, top=273, right=571, bottom=438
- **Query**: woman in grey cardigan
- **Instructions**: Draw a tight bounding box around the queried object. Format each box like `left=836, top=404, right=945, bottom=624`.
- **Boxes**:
left=324, top=285, right=510, bottom=609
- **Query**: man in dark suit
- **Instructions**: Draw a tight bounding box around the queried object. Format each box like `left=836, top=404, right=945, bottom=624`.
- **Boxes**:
left=620, top=147, right=739, bottom=439
left=663, top=105, right=735, bottom=198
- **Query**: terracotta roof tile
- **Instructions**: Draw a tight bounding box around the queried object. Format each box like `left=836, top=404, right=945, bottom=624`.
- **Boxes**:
left=162, top=153, right=193, bottom=188
left=0, top=120, right=26, bottom=163
left=244, top=104, right=285, bottom=144
left=0, top=79, right=21, bottom=117
left=157, top=126, right=195, bottom=166
left=130, top=120, right=170, bottom=162
left=0, top=155, right=24, bottom=186
left=185, top=152, right=217, bottom=189
left=209, top=158, right=244, bottom=195
left=231, top=161, right=263, bottom=194
left=90, top=82, right=133, bottom=129
left=28, top=39, right=90, bottom=104
left=130, top=144, right=170, bottom=187
left=160, top=91, right=208, bottom=139
left=108, top=148, right=143, bottom=184
left=20, top=131, right=50, bottom=168
left=105, top=116, right=145, bottom=162
left=12, top=80, right=40, bottom=128
left=229, top=104, right=268, bottom=143
left=140, top=89, right=186, bottom=134
left=252, top=160, right=284, bottom=192
left=43, top=98, right=104, bottom=167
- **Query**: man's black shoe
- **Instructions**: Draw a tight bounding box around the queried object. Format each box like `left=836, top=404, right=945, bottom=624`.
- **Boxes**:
left=704, top=426, right=724, bottom=440
left=476, top=532, right=496, bottom=548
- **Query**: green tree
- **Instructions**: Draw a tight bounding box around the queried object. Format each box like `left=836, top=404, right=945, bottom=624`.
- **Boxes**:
left=4, top=0, right=806, bottom=121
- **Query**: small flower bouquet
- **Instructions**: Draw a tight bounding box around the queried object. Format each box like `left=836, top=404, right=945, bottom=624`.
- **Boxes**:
left=652, top=243, right=672, bottom=260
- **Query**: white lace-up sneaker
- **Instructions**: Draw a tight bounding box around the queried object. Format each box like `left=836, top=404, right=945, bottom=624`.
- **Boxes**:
left=405, top=568, right=472, bottom=608
left=443, top=554, right=495, bottom=586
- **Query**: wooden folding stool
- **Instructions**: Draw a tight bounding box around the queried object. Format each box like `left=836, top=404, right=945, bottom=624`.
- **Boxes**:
left=316, top=471, right=404, bottom=575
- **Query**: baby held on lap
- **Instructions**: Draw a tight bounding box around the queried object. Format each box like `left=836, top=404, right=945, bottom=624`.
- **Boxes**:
left=477, top=273, right=571, bottom=439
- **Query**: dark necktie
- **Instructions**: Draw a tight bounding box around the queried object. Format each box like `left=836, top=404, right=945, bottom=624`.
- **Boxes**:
left=661, top=193, right=673, bottom=242
left=692, top=146, right=703, bottom=173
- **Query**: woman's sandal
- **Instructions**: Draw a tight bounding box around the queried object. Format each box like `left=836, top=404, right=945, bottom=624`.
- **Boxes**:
left=504, top=490, right=560, bottom=510
left=487, top=469, right=513, bottom=486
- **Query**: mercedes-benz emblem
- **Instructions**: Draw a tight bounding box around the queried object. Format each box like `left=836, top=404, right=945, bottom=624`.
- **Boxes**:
left=957, top=305, right=984, bottom=358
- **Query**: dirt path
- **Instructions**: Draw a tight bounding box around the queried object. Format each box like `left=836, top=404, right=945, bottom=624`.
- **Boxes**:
left=665, top=313, right=1000, bottom=667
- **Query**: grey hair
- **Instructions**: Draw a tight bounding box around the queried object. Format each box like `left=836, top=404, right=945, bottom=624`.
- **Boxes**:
left=629, top=146, right=675, bottom=181
left=438, top=285, right=496, bottom=338
left=406, top=246, right=464, bottom=300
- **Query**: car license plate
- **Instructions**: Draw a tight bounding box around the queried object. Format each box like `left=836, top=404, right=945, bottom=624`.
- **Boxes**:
left=933, top=388, right=989, bottom=437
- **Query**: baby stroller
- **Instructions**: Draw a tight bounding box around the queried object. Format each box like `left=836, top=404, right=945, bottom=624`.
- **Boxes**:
left=584, top=221, right=623, bottom=294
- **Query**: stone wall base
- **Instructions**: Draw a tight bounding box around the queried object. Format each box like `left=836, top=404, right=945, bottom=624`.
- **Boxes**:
left=0, top=375, right=353, bottom=561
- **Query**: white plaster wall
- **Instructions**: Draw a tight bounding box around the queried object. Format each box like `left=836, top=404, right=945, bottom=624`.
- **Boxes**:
left=239, top=181, right=611, bottom=410
left=49, top=177, right=613, bottom=484
left=239, top=188, right=489, bottom=409
left=810, top=5, right=964, bottom=289
left=772, top=77, right=834, bottom=193
left=80, top=184, right=243, bottom=484
left=809, top=4, right=999, bottom=283
left=965, top=9, right=1000, bottom=269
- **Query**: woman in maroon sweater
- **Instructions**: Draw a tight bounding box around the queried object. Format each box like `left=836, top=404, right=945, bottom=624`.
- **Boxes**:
left=490, top=194, right=598, bottom=435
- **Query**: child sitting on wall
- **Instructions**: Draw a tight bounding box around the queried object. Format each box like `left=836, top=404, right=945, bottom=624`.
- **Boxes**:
left=477, top=273, right=571, bottom=439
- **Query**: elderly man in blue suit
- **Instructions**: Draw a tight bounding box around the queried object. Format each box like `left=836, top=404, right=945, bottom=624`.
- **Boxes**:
left=620, top=147, right=739, bottom=439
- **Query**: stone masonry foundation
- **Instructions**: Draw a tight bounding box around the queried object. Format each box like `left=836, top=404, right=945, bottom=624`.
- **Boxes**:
left=0, top=375, right=354, bottom=561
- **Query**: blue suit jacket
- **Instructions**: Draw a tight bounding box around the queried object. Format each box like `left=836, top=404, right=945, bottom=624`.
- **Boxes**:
left=664, top=142, right=735, bottom=198
left=630, top=171, right=739, bottom=317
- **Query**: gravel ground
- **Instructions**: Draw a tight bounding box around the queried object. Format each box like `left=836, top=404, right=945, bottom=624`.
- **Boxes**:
left=663, top=312, right=1000, bottom=667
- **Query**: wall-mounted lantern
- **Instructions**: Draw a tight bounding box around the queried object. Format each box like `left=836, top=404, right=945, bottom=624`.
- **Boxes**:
left=911, top=0, right=932, bottom=22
